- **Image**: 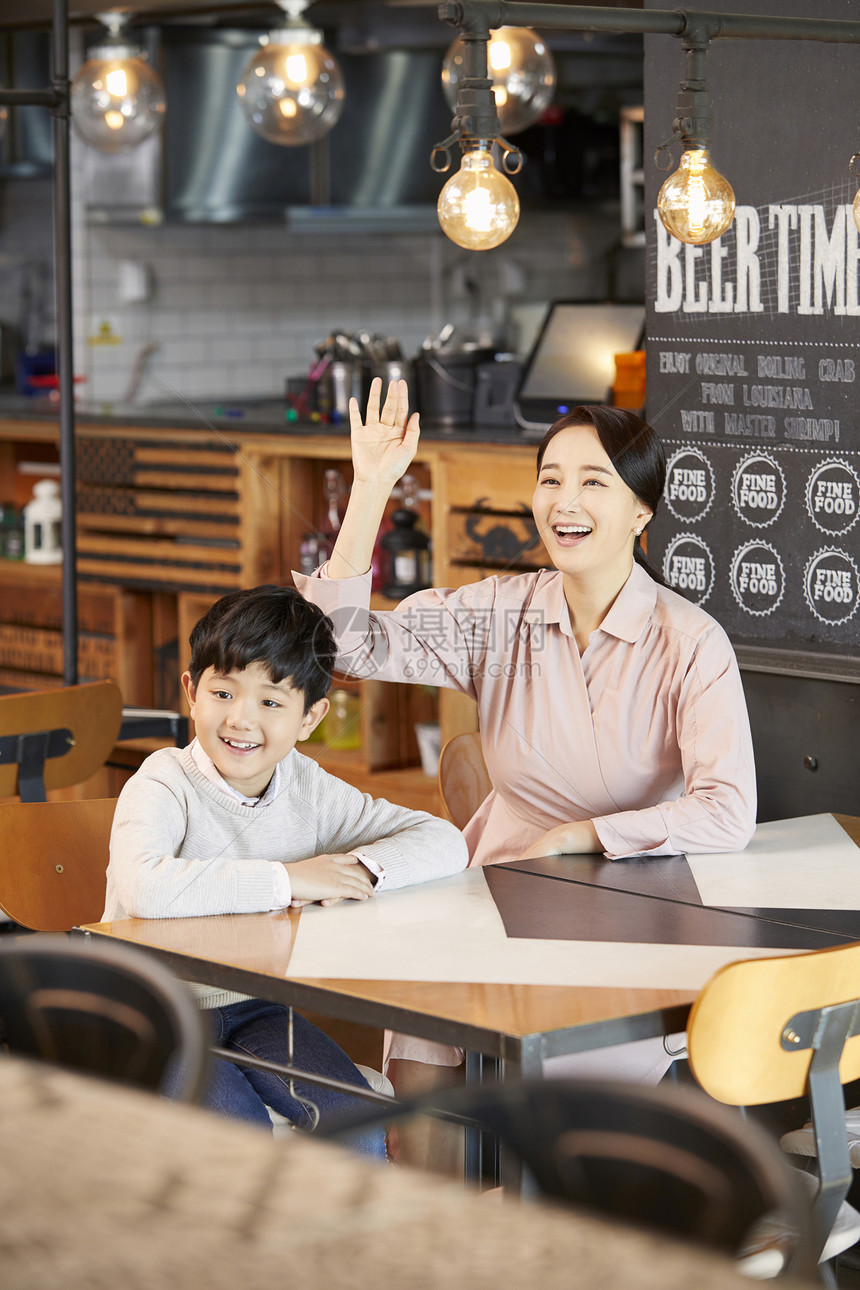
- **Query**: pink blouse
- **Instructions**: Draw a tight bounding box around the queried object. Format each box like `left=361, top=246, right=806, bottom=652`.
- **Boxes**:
left=294, top=562, right=756, bottom=866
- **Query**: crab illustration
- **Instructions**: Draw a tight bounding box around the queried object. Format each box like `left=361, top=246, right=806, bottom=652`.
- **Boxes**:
left=465, top=501, right=542, bottom=563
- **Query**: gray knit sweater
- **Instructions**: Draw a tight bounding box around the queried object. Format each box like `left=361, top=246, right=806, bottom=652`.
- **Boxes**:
left=105, top=745, right=468, bottom=1007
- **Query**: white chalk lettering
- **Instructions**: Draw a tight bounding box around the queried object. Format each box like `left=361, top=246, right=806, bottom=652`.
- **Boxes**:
left=784, top=418, right=840, bottom=442
left=670, top=555, right=706, bottom=591
left=742, top=385, right=813, bottom=409
left=738, top=562, right=778, bottom=595
left=668, top=469, right=707, bottom=502
left=814, top=481, right=856, bottom=515
left=695, top=353, right=748, bottom=376
left=724, top=413, right=777, bottom=438
left=739, top=475, right=779, bottom=509
left=655, top=203, right=858, bottom=316
left=813, top=568, right=854, bottom=602
left=659, top=351, right=691, bottom=373
left=757, top=355, right=806, bottom=380
left=819, top=358, right=855, bottom=382
left=701, top=383, right=735, bottom=404
left=680, top=410, right=715, bottom=433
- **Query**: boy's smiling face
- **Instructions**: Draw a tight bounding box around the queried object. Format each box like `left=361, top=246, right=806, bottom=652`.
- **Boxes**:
left=181, top=661, right=328, bottom=798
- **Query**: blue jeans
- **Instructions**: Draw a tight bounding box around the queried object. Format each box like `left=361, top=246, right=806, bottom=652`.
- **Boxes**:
left=203, top=999, right=386, bottom=1159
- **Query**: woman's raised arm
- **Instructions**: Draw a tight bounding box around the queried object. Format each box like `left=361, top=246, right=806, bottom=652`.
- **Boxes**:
left=328, top=377, right=421, bottom=581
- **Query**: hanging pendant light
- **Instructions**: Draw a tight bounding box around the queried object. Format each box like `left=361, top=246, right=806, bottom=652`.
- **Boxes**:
left=654, top=28, right=735, bottom=246
left=442, top=26, right=555, bottom=136
left=437, top=143, right=520, bottom=251
left=432, top=25, right=523, bottom=250
left=657, top=146, right=735, bottom=244
left=71, top=12, right=165, bottom=154
left=236, top=0, right=344, bottom=146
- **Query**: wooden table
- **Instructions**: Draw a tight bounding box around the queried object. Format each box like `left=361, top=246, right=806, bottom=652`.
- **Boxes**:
left=0, top=1055, right=792, bottom=1290
left=79, top=814, right=860, bottom=1079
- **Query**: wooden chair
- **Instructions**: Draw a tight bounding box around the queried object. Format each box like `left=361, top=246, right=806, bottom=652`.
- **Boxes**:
left=437, top=731, right=491, bottom=829
left=687, top=940, right=860, bottom=1276
left=0, top=797, right=116, bottom=931
left=0, top=681, right=123, bottom=802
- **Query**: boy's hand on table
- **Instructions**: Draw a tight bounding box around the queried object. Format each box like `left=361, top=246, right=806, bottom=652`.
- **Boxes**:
left=516, top=820, right=601, bottom=861
left=287, top=853, right=376, bottom=907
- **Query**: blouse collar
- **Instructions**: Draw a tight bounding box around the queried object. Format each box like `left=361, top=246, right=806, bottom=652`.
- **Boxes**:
left=530, top=563, right=657, bottom=643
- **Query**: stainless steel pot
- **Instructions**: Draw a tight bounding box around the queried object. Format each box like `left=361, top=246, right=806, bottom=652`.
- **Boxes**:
left=320, top=360, right=371, bottom=420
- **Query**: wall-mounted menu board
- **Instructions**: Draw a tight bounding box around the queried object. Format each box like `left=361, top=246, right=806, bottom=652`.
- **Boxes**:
left=644, top=0, right=860, bottom=652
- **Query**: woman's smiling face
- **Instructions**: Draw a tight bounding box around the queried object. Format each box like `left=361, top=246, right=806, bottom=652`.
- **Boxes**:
left=532, top=423, right=653, bottom=585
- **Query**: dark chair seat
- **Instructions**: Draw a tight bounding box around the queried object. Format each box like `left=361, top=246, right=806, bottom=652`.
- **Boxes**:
left=317, top=1076, right=813, bottom=1273
left=0, top=935, right=209, bottom=1103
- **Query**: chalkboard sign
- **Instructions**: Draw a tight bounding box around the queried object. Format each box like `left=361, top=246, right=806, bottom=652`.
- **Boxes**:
left=644, top=0, right=860, bottom=651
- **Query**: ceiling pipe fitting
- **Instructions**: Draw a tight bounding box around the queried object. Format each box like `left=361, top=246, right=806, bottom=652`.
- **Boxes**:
left=674, top=20, right=713, bottom=150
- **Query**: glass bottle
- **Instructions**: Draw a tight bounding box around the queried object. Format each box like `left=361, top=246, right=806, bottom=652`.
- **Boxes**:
left=318, top=467, right=346, bottom=562
left=298, top=532, right=325, bottom=576
left=323, top=688, right=361, bottom=750
left=370, top=508, right=393, bottom=593
left=0, top=504, right=25, bottom=561
left=401, top=473, right=427, bottom=533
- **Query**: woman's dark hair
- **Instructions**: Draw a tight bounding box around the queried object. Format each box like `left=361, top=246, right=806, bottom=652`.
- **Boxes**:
left=536, top=404, right=671, bottom=587
left=187, top=584, right=336, bottom=711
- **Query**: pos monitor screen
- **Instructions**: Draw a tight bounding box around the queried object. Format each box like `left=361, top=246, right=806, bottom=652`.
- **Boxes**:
left=515, top=302, right=646, bottom=436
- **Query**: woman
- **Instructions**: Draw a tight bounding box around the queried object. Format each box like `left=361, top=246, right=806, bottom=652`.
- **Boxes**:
left=294, top=379, right=756, bottom=1156
left=295, top=379, right=755, bottom=863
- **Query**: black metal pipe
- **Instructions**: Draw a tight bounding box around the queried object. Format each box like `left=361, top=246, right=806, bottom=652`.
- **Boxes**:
left=440, top=1, right=860, bottom=44
left=438, top=2, right=683, bottom=38
left=0, top=88, right=61, bottom=107
left=50, top=0, right=77, bottom=686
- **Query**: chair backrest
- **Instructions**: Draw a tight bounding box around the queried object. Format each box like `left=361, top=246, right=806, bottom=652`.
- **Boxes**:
left=0, top=797, right=116, bottom=931
left=0, top=934, right=209, bottom=1103
left=687, top=940, right=860, bottom=1265
left=0, top=680, right=123, bottom=801
left=437, top=731, right=491, bottom=830
left=687, top=941, right=860, bottom=1107
left=318, top=1077, right=811, bottom=1269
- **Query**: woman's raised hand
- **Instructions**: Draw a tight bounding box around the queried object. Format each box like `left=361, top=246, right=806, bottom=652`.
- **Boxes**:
left=325, top=377, right=419, bottom=580
left=349, top=377, right=420, bottom=486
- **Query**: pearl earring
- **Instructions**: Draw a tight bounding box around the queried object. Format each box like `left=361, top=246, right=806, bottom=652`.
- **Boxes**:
left=634, top=527, right=643, bottom=537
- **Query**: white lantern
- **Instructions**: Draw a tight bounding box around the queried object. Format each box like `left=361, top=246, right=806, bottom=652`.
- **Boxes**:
left=24, top=479, right=62, bottom=564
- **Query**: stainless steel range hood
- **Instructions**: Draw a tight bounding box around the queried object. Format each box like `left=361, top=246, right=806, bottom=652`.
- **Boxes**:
left=82, top=26, right=454, bottom=228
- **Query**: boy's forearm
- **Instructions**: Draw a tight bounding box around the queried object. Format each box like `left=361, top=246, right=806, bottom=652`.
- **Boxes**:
left=327, top=480, right=392, bottom=580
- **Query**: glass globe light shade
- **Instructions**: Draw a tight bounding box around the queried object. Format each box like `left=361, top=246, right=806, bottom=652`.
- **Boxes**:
left=437, top=147, right=520, bottom=251
left=236, top=30, right=344, bottom=146
left=853, top=187, right=860, bottom=235
left=442, top=27, right=555, bottom=135
left=71, top=42, right=165, bottom=154
left=657, top=147, right=736, bottom=245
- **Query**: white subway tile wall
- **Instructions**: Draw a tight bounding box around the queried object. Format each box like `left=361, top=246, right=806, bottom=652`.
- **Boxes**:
left=0, top=163, right=624, bottom=408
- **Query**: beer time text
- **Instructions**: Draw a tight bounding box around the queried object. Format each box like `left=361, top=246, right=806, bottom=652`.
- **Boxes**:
left=654, top=205, right=860, bottom=315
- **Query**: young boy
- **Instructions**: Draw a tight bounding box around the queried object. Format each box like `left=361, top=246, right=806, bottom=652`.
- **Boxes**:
left=104, top=585, right=468, bottom=1152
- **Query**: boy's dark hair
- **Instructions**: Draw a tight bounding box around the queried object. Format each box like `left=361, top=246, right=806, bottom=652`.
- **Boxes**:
left=187, top=585, right=336, bottom=711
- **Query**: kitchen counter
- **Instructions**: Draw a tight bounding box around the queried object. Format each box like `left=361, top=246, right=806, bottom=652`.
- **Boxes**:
left=0, top=392, right=533, bottom=445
